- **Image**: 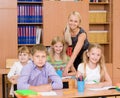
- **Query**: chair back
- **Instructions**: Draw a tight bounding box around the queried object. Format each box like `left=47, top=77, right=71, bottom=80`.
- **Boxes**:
left=6, top=59, right=18, bottom=68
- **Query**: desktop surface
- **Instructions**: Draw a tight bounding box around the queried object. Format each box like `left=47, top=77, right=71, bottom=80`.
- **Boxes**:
left=15, top=88, right=120, bottom=98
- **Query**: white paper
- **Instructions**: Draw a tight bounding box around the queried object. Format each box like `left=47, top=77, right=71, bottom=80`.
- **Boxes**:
left=39, top=91, right=57, bottom=96
left=88, top=86, right=115, bottom=91
left=62, top=76, right=72, bottom=79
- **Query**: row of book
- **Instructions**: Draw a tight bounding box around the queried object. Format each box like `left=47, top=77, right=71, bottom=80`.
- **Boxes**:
left=18, top=26, right=42, bottom=44
left=89, top=10, right=107, bottom=23
left=89, top=0, right=108, bottom=2
left=88, top=31, right=108, bottom=43
left=18, top=5, right=42, bottom=23
left=18, top=0, right=42, bottom=1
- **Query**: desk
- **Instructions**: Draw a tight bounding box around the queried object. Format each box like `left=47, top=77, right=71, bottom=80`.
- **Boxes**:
left=15, top=89, right=120, bottom=98
left=0, top=68, right=10, bottom=98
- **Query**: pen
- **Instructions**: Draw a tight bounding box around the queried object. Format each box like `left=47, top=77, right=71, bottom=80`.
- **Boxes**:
left=93, top=80, right=99, bottom=84
left=78, top=75, right=84, bottom=81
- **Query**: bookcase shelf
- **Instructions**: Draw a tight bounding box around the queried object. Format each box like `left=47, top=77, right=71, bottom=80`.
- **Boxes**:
left=18, top=44, right=35, bottom=46
left=17, top=0, right=43, bottom=45
left=18, top=1, right=43, bottom=4
left=18, top=23, right=43, bottom=25
left=89, top=2, right=109, bottom=5
left=89, top=22, right=109, bottom=25
left=88, top=0, right=112, bottom=63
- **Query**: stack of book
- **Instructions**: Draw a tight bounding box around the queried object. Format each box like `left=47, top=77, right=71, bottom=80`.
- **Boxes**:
left=88, top=30, right=108, bottom=43
left=89, top=10, right=107, bottom=23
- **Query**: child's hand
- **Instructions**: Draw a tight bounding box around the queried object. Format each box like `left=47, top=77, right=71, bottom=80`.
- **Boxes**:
left=30, top=84, right=52, bottom=92
left=86, top=83, right=104, bottom=88
left=9, top=75, right=19, bottom=84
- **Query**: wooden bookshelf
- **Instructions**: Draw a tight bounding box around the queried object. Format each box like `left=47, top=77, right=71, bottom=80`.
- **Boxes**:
left=17, top=0, right=43, bottom=46
left=88, top=0, right=112, bottom=63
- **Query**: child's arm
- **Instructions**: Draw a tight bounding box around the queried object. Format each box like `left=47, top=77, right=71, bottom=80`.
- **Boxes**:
left=29, top=84, right=52, bottom=92
left=48, top=64, right=63, bottom=89
left=7, top=63, right=18, bottom=83
left=8, top=75, right=19, bottom=84
left=86, top=66, right=112, bottom=88
left=99, top=66, right=112, bottom=87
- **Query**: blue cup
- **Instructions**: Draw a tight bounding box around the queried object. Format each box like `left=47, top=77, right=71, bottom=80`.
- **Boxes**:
left=56, top=69, right=62, bottom=77
left=77, top=81, right=85, bottom=92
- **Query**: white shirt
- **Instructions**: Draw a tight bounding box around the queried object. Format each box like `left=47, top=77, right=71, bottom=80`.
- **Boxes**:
left=78, top=63, right=100, bottom=84
left=7, top=61, right=23, bottom=78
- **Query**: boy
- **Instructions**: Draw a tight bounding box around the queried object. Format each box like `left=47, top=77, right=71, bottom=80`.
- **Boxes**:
left=17, top=44, right=63, bottom=92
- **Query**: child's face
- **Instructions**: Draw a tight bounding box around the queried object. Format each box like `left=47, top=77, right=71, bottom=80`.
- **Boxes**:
left=88, top=47, right=102, bottom=64
left=53, top=42, right=63, bottom=55
left=18, top=52, right=29, bottom=64
left=68, top=15, right=79, bottom=30
left=32, top=50, right=47, bottom=68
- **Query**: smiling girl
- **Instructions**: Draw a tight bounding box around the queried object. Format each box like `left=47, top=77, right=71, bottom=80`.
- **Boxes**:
left=76, top=43, right=112, bottom=88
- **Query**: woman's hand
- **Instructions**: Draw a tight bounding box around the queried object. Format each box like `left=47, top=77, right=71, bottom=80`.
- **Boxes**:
left=76, top=71, right=82, bottom=78
left=63, top=66, right=69, bottom=77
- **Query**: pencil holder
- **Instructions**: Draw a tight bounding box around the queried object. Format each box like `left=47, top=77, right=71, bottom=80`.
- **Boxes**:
left=77, top=81, right=85, bottom=92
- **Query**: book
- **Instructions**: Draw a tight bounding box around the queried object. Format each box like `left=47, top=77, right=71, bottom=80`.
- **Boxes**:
left=36, top=27, right=42, bottom=44
left=38, top=91, right=57, bottom=96
left=16, top=90, right=37, bottom=96
left=88, top=86, right=115, bottom=91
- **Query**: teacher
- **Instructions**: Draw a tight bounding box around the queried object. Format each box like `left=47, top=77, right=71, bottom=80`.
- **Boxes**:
left=63, top=11, right=89, bottom=76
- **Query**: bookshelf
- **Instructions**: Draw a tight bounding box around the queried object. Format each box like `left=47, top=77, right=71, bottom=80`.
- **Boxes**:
left=17, top=0, right=43, bottom=46
left=88, top=0, right=112, bottom=63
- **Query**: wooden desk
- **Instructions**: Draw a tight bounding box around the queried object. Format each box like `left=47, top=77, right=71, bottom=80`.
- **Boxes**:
left=15, top=89, right=120, bottom=98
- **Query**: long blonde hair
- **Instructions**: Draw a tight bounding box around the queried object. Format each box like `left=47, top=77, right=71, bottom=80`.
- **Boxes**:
left=49, top=36, right=68, bottom=63
left=83, top=43, right=105, bottom=82
left=64, top=11, right=82, bottom=46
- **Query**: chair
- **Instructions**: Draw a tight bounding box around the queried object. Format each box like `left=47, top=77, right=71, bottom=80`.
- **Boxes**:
left=2, top=59, right=18, bottom=98
left=6, top=59, right=18, bottom=68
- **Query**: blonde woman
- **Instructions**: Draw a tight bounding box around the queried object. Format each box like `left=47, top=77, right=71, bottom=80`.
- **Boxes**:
left=63, top=11, right=89, bottom=76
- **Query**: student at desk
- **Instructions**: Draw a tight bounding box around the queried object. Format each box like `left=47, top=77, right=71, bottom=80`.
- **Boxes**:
left=47, top=36, right=76, bottom=77
left=76, top=43, right=112, bottom=88
left=17, top=44, right=63, bottom=92
left=7, top=46, right=30, bottom=97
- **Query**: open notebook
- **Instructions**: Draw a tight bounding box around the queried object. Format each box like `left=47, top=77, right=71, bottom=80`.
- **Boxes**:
left=88, top=86, right=115, bottom=91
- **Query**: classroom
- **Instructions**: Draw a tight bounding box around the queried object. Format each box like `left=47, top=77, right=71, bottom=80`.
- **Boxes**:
left=0, top=0, right=120, bottom=98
